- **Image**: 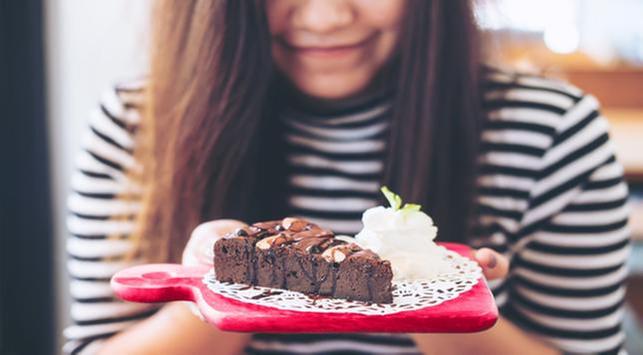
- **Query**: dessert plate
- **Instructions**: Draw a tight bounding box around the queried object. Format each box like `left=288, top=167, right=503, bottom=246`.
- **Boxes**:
left=111, top=243, right=498, bottom=333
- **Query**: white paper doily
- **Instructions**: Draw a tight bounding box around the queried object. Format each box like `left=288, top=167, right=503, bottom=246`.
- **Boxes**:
left=203, top=250, right=482, bottom=315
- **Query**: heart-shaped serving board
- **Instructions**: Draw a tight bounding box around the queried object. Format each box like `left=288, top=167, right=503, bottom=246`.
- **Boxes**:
left=111, top=242, right=498, bottom=333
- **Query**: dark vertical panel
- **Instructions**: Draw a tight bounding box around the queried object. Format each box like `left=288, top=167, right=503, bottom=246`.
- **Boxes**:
left=0, top=0, right=55, bottom=354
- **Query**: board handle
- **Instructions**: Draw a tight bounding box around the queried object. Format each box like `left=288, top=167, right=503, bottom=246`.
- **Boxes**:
left=111, top=263, right=210, bottom=303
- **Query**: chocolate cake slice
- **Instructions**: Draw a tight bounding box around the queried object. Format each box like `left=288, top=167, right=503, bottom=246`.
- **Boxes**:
left=213, top=218, right=393, bottom=303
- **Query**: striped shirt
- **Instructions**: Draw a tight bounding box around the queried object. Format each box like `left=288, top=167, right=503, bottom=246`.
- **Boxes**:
left=64, top=70, right=630, bottom=355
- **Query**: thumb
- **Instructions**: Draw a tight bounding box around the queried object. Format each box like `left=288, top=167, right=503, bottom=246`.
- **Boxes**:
left=473, top=248, right=509, bottom=281
left=182, top=219, right=247, bottom=266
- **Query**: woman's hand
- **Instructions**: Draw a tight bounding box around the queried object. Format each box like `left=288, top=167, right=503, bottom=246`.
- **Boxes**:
left=182, top=219, right=247, bottom=267
left=96, top=220, right=252, bottom=355
left=411, top=247, right=560, bottom=355
left=471, top=247, right=510, bottom=281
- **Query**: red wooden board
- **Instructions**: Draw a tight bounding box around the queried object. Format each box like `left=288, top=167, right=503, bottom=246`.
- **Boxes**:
left=111, top=243, right=498, bottom=333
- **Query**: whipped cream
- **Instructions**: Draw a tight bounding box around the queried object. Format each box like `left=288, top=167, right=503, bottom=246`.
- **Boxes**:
left=354, top=205, right=451, bottom=281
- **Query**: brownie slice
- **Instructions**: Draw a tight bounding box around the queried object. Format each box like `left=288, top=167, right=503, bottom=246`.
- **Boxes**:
left=213, top=218, right=393, bottom=303
left=213, top=221, right=280, bottom=284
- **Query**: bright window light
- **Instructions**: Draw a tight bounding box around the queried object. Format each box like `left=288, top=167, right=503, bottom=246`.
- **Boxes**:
left=476, top=0, right=579, bottom=32
left=543, top=22, right=580, bottom=54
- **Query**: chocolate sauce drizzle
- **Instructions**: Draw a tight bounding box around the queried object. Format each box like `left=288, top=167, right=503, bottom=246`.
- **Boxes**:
left=250, top=289, right=283, bottom=300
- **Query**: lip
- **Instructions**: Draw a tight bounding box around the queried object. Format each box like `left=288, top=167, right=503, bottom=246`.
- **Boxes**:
left=277, top=35, right=374, bottom=59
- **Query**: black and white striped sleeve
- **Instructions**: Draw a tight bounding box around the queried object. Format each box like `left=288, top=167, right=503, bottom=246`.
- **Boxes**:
left=507, top=94, right=630, bottom=354
left=63, top=84, right=159, bottom=355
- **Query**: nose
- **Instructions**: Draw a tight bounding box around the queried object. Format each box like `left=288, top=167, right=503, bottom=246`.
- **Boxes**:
left=293, top=0, right=355, bottom=34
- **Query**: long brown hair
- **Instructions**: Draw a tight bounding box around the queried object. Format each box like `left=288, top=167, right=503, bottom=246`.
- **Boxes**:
left=137, top=0, right=481, bottom=262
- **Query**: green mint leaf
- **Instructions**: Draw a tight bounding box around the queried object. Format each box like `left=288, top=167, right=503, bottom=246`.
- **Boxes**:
left=380, top=186, right=402, bottom=210
left=380, top=186, right=424, bottom=213
left=402, top=203, right=422, bottom=212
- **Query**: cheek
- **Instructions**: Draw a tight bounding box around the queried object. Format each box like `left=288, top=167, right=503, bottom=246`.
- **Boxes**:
left=355, top=0, right=406, bottom=28
left=372, top=31, right=399, bottom=64
left=357, top=0, right=405, bottom=64
left=265, top=0, right=292, bottom=36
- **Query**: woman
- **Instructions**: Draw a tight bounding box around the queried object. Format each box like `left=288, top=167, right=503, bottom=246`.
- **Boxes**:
left=64, top=0, right=630, bottom=354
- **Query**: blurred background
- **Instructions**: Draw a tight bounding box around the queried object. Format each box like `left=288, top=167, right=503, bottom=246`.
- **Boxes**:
left=1, top=1, right=642, bottom=354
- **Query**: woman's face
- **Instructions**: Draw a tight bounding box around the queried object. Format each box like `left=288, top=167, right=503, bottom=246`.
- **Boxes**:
left=267, top=0, right=405, bottom=99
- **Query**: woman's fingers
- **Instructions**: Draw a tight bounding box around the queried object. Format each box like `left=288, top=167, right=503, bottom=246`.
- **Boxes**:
left=473, top=248, right=509, bottom=281
left=182, top=219, right=247, bottom=266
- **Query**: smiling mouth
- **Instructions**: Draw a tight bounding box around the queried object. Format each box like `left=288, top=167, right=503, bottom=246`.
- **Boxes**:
left=276, top=34, right=375, bottom=58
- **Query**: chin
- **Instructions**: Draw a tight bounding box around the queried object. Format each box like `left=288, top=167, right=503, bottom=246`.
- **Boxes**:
left=290, top=72, right=374, bottom=100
